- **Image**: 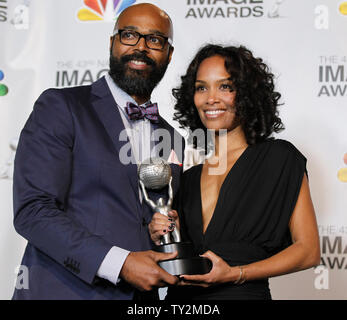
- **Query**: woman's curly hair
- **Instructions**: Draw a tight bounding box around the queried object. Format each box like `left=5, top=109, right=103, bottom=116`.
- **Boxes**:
left=173, top=44, right=284, bottom=148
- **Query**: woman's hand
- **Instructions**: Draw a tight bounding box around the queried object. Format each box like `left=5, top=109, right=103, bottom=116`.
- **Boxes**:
left=148, top=210, right=180, bottom=245
left=178, top=250, right=239, bottom=287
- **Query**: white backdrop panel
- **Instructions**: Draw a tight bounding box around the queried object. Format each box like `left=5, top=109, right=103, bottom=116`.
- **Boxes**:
left=0, top=0, right=346, bottom=299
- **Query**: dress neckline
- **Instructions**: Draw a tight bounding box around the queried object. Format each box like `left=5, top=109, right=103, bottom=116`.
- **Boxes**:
left=197, top=145, right=251, bottom=237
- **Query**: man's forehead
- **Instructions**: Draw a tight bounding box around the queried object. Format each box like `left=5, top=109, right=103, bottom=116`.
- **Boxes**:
left=118, top=14, right=169, bottom=28
left=115, top=6, right=173, bottom=37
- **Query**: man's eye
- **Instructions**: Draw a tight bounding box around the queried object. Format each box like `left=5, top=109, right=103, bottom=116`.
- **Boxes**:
left=122, top=31, right=136, bottom=39
left=149, top=36, right=159, bottom=43
left=148, top=36, right=164, bottom=45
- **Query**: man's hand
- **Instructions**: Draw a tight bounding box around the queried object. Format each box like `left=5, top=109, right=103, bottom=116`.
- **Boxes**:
left=120, top=250, right=179, bottom=291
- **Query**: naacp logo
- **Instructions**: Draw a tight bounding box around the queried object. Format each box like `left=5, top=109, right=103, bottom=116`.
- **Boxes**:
left=77, top=0, right=136, bottom=22
left=185, top=0, right=264, bottom=19
left=184, top=0, right=290, bottom=20
left=320, top=235, right=347, bottom=270
left=55, top=59, right=109, bottom=88
left=318, top=56, right=347, bottom=97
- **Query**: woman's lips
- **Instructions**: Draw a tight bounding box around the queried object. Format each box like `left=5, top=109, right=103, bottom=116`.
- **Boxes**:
left=204, top=109, right=226, bottom=119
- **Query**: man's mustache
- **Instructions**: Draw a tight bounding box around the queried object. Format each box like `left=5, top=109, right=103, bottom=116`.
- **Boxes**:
left=121, top=52, right=156, bottom=67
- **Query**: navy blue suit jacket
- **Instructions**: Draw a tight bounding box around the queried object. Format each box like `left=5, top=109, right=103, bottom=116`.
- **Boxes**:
left=12, top=77, right=184, bottom=300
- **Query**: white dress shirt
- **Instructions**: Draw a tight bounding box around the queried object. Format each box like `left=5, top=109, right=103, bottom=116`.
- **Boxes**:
left=96, top=73, right=155, bottom=285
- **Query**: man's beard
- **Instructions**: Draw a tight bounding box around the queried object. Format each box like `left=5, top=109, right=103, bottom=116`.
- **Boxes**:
left=109, top=51, right=169, bottom=98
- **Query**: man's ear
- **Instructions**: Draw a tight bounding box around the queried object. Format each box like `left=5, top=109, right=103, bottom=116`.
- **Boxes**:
left=109, top=36, right=114, bottom=52
left=168, top=46, right=174, bottom=64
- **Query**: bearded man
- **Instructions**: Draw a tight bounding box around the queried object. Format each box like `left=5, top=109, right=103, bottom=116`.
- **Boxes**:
left=12, top=3, right=184, bottom=300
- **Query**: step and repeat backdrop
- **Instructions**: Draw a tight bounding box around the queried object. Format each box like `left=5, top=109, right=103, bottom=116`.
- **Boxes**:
left=0, top=0, right=346, bottom=300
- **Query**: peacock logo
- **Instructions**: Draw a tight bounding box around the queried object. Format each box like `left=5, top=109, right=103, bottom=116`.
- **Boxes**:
left=337, top=153, right=347, bottom=183
left=339, top=2, right=347, bottom=15
left=0, top=70, right=9, bottom=97
left=77, top=0, right=136, bottom=22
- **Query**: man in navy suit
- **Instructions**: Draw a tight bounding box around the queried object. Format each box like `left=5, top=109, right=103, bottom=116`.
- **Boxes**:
left=12, top=3, right=184, bottom=300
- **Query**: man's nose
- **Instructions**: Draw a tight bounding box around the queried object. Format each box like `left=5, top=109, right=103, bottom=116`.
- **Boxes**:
left=135, top=36, right=148, bottom=52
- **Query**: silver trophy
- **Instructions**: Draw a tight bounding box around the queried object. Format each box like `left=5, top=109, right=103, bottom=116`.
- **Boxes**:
left=138, top=158, right=211, bottom=276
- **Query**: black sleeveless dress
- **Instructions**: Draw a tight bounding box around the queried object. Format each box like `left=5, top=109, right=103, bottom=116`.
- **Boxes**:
left=166, top=139, right=307, bottom=300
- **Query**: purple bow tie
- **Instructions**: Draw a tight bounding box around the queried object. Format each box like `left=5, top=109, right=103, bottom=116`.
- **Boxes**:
left=125, top=102, right=159, bottom=124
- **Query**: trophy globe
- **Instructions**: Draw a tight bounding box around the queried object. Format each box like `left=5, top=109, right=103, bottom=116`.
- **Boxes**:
left=138, top=158, right=171, bottom=190
left=138, top=157, right=212, bottom=276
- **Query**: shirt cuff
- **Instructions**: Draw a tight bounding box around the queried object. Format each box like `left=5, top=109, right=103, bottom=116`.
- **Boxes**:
left=96, top=246, right=130, bottom=285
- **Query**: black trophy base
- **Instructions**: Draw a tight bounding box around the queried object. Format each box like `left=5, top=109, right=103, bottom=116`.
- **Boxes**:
left=155, top=242, right=212, bottom=276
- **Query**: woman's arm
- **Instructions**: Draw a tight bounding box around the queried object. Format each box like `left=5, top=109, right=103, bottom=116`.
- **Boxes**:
left=239, top=174, right=320, bottom=281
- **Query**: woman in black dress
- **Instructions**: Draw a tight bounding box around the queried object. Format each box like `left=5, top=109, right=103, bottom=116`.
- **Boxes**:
left=149, top=44, right=320, bottom=300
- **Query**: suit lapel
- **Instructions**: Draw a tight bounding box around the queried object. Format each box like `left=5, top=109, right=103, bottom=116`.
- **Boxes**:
left=89, top=78, right=183, bottom=220
left=90, top=77, right=140, bottom=201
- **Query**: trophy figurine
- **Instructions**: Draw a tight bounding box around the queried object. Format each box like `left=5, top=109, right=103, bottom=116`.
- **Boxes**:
left=138, top=158, right=212, bottom=276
